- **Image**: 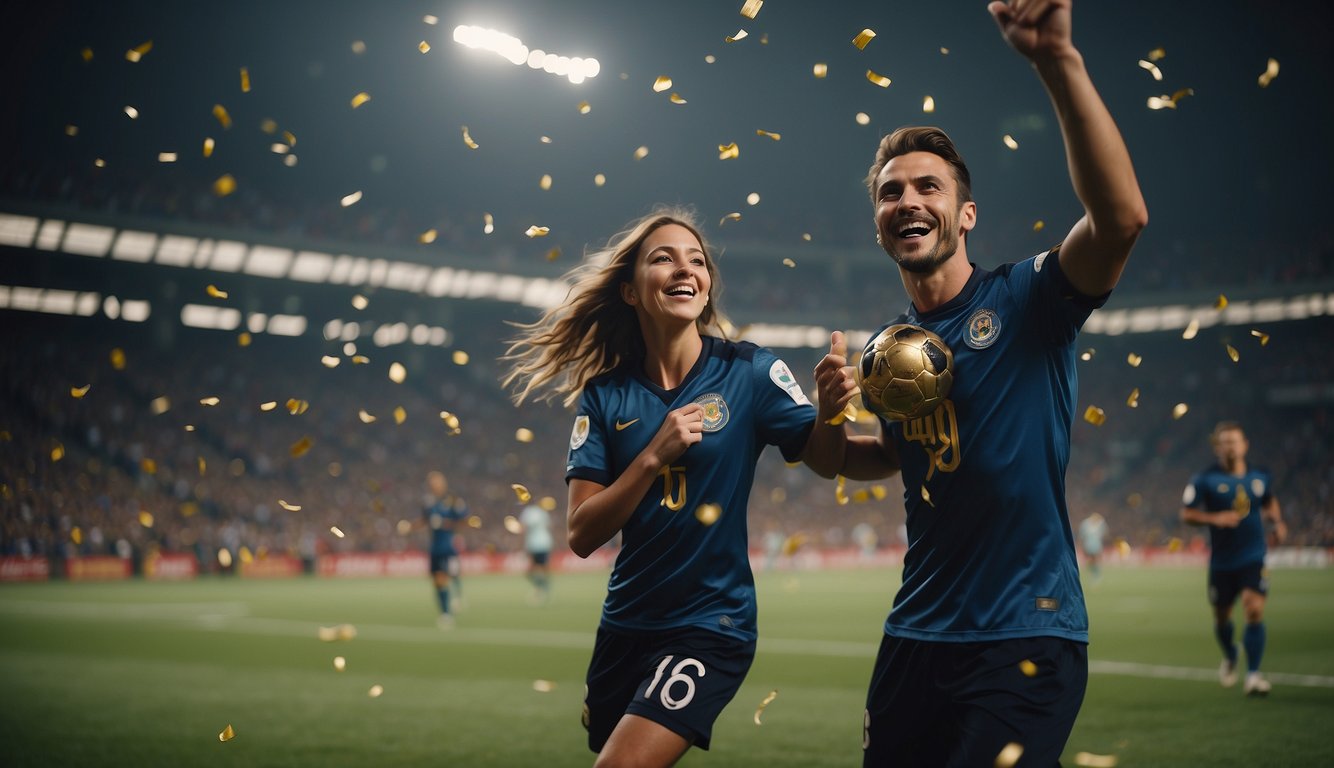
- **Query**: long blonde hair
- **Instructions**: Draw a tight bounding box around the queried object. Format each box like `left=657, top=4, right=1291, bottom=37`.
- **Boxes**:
left=502, top=207, right=729, bottom=407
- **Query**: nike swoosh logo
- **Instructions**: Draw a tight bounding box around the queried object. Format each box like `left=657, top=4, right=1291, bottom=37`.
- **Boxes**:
left=615, top=419, right=639, bottom=431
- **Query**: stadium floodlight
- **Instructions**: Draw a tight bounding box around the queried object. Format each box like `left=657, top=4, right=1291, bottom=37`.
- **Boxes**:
left=453, top=24, right=598, bottom=84
left=64, top=224, right=116, bottom=257
left=209, top=241, right=247, bottom=273
left=265, top=314, right=306, bottom=337
left=0, top=214, right=38, bottom=247
left=181, top=303, right=241, bottom=331
left=155, top=235, right=198, bottom=267
left=120, top=300, right=150, bottom=322
left=36, top=220, right=65, bottom=251
left=244, top=245, right=293, bottom=278
left=110, top=230, right=156, bottom=262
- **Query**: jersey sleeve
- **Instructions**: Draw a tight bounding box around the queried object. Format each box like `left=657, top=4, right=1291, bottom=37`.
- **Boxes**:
left=751, top=346, right=816, bottom=462
left=564, top=385, right=613, bottom=486
left=1013, top=245, right=1111, bottom=346
left=1182, top=474, right=1206, bottom=509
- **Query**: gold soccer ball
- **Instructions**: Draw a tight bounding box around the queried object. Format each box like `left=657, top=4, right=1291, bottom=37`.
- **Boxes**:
left=855, top=324, right=955, bottom=421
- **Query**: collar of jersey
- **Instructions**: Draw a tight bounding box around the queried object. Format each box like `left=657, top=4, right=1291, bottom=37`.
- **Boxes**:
left=908, top=263, right=986, bottom=322
left=631, top=335, right=718, bottom=405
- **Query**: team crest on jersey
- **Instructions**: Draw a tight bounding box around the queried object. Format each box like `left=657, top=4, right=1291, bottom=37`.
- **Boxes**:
left=965, top=308, right=1001, bottom=349
left=693, top=393, right=730, bottom=432
left=1251, top=478, right=1265, bottom=497
left=569, top=414, right=590, bottom=450
left=769, top=359, right=812, bottom=406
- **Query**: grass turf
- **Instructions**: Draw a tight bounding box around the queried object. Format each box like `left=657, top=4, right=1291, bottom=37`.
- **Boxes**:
left=1, top=566, right=1331, bottom=767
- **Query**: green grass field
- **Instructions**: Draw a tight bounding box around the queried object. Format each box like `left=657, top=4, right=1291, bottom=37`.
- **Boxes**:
left=2, top=566, right=1332, bottom=767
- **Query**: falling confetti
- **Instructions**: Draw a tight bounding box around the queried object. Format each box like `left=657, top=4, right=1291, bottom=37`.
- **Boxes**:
left=504, top=516, right=524, bottom=534
left=1147, top=88, right=1194, bottom=110
left=351, top=294, right=369, bottom=310
left=199, top=396, right=221, bottom=406
left=158, top=152, right=178, bottom=163
left=140, top=458, right=158, bottom=475
left=139, top=510, right=154, bottom=528
left=1250, top=329, right=1270, bottom=346
left=260, top=118, right=278, bottom=134
left=1126, top=388, right=1140, bottom=408
left=516, top=428, right=534, bottom=443
left=855, top=112, right=871, bottom=125
left=1003, top=134, right=1020, bottom=150
left=202, top=137, right=215, bottom=157
left=718, top=143, right=740, bottom=160
left=652, top=75, right=673, bottom=92
left=539, top=174, right=552, bottom=190
left=1033, top=220, right=1045, bottom=232
left=1083, top=406, right=1106, bottom=426
left=333, top=656, right=347, bottom=672
left=633, top=145, right=649, bottom=160
left=418, top=41, right=431, bottom=54
left=1126, top=353, right=1142, bottom=367
left=197, top=457, right=205, bottom=475
left=756, top=129, right=780, bottom=141
left=669, top=93, right=687, bottom=104
left=577, top=100, right=591, bottom=114
left=801, top=233, right=812, bottom=241
left=218, top=724, right=235, bottom=742
left=747, top=192, right=761, bottom=205
left=719, top=212, right=742, bottom=226
left=239, top=66, right=251, bottom=92
left=813, top=62, right=828, bottom=78
left=739, top=0, right=763, bottom=19
left=213, top=174, right=237, bottom=197
left=725, top=29, right=749, bottom=43
left=852, top=28, right=876, bottom=50
left=212, top=104, right=232, bottom=129
left=1226, top=344, right=1239, bottom=362
left=330, top=526, right=345, bottom=538
left=206, top=284, right=229, bottom=299
left=1137, top=59, right=1163, bottom=81
left=1073, top=751, right=1118, bottom=767
left=462, top=126, right=479, bottom=149
left=237, top=332, right=252, bottom=347
left=286, top=399, right=309, bottom=415
left=124, top=106, right=140, bottom=120
left=125, top=40, right=153, bottom=62
left=995, top=742, right=1024, bottom=768
left=1182, top=319, right=1200, bottom=340
left=290, top=437, right=312, bottom=457
left=419, top=228, right=438, bottom=244
left=782, top=258, right=796, bottom=268
left=532, top=680, right=556, bottom=693
left=1147, top=47, right=1166, bottom=61
left=357, top=410, right=376, bottom=424
left=51, top=443, right=65, bottom=462
left=368, top=685, right=384, bottom=698
left=1019, top=659, right=1038, bottom=677
left=1079, top=349, right=1095, bottom=361
left=319, top=355, right=341, bottom=369
left=483, top=213, right=495, bottom=234
left=1167, top=536, right=1184, bottom=552
left=150, top=396, right=171, bottom=415
left=341, top=190, right=363, bottom=207
left=440, top=411, right=461, bottom=433
left=1257, top=58, right=1279, bottom=88
left=350, top=92, right=371, bottom=109
left=525, top=225, right=550, bottom=238
left=388, top=362, right=407, bottom=383
left=259, top=401, right=278, bottom=412
left=1172, top=403, right=1189, bottom=420
left=80, top=48, right=93, bottom=62
left=695, top=503, right=722, bottom=526
left=753, top=689, right=778, bottom=725
left=393, top=406, right=406, bottom=425
left=512, top=483, right=532, bottom=503
left=452, top=350, right=470, bottom=365
left=545, top=247, right=561, bottom=261
left=704, top=54, right=716, bottom=64
left=71, top=384, right=90, bottom=399
left=594, top=173, right=607, bottom=187
left=1213, top=294, right=1230, bottom=310
left=835, top=476, right=849, bottom=506
left=866, top=70, right=891, bottom=88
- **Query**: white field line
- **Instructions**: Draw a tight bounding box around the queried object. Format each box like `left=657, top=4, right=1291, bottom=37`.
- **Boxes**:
left=4, top=601, right=1332, bottom=689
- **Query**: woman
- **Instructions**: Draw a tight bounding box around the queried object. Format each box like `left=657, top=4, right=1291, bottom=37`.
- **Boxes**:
left=504, top=208, right=842, bottom=767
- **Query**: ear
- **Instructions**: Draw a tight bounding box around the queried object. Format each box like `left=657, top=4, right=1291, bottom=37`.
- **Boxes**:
left=620, top=282, right=637, bottom=306
left=959, top=201, right=978, bottom=234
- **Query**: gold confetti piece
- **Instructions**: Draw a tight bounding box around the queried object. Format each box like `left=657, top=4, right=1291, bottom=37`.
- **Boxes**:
left=1126, top=388, right=1140, bottom=408
left=351, top=294, right=369, bottom=310
left=782, top=258, right=796, bottom=268
left=719, top=212, right=742, bottom=226
left=283, top=130, right=296, bottom=147
left=260, top=401, right=277, bottom=412
left=852, top=28, right=876, bottom=50
left=350, top=92, right=371, bottom=109
left=452, top=350, right=469, bottom=365
left=461, top=125, right=479, bottom=149
left=870, top=484, right=887, bottom=500
left=922, top=95, right=936, bottom=113
left=422, top=14, right=438, bottom=24
left=333, top=656, right=346, bottom=672
left=124, top=105, right=140, bottom=120
left=718, top=142, right=739, bottom=160
left=594, top=173, right=606, bottom=187
left=283, top=155, right=297, bottom=167
left=358, top=410, right=376, bottom=424
left=212, top=104, right=232, bottom=129
left=388, top=362, right=407, bottom=383
left=1003, top=134, right=1019, bottom=150
left=337, top=624, right=357, bottom=640
left=150, top=396, right=171, bottom=415
left=851, top=489, right=870, bottom=504
left=237, top=332, right=251, bottom=347
left=290, top=436, right=312, bottom=457
left=1083, top=406, right=1106, bottom=426
left=802, top=233, right=812, bottom=242
left=1258, top=57, right=1279, bottom=88
left=525, top=225, right=550, bottom=238
left=279, top=500, right=301, bottom=511
left=532, top=679, right=556, bottom=693
left=1019, top=659, right=1038, bottom=677
left=940, top=46, right=950, bottom=55
left=419, top=228, right=438, bottom=244
left=71, top=384, right=90, bottom=399
left=198, top=456, right=206, bottom=475
left=206, top=284, right=229, bottom=299
left=652, top=75, right=673, bottom=92
left=835, top=476, right=849, bottom=506
left=704, top=54, right=716, bottom=64
left=1137, top=59, right=1163, bottom=81
left=855, top=112, right=871, bottom=125
left=504, top=515, right=524, bottom=534
left=202, top=137, right=215, bottom=157
left=368, top=685, right=383, bottom=698
left=740, top=0, right=763, bottom=19
left=813, top=62, right=828, bottom=78
left=139, top=510, right=154, bottom=528
left=689, top=503, right=721, bottom=526
left=240, top=66, right=251, bottom=92
left=1182, top=318, right=1199, bottom=340
left=669, top=93, right=687, bottom=105
left=321, top=356, right=340, bottom=368
left=330, top=526, right=345, bottom=538
left=483, top=212, right=495, bottom=234
left=51, top=443, right=65, bottom=462
left=512, top=483, right=532, bottom=503
left=213, top=174, right=237, bottom=197
left=466, top=515, right=482, bottom=528
left=269, top=142, right=290, bottom=155
left=1172, top=403, right=1189, bottom=420
left=753, top=689, right=778, bottom=725
left=1148, top=47, right=1166, bottom=61
left=633, top=145, right=650, bottom=160
left=440, top=411, right=461, bottom=433
left=199, top=396, right=221, bottom=406
left=216, top=547, right=231, bottom=567
left=418, top=41, right=431, bottom=53
left=866, top=69, right=891, bottom=88
left=1226, top=344, right=1239, bottom=362
left=781, top=532, right=807, bottom=556
left=922, top=485, right=935, bottom=507
left=755, top=129, right=780, bottom=141
left=218, top=724, right=235, bottom=742
left=94, top=158, right=106, bottom=167
left=1250, top=329, right=1270, bottom=346
left=341, top=190, right=363, bottom=207
left=80, top=47, right=93, bottom=62
left=125, top=40, right=152, bottom=62
left=260, top=118, right=278, bottom=134
left=238, top=546, right=254, bottom=565
left=1073, top=753, right=1118, bottom=768
left=286, top=398, right=309, bottom=415
left=65, top=124, right=78, bottom=136
left=995, top=742, right=1024, bottom=768
left=1126, top=353, right=1142, bottom=367
left=392, top=406, right=406, bottom=425
left=539, top=174, right=552, bottom=191
left=1079, top=348, right=1095, bottom=361
left=725, top=29, right=749, bottom=43
left=1033, top=220, right=1045, bottom=232
left=158, top=152, right=178, bottom=163
left=577, top=100, right=591, bottom=115
left=140, top=458, right=158, bottom=475
left=1214, top=294, right=1228, bottom=310
left=516, top=428, right=534, bottom=443
left=1167, top=536, right=1183, bottom=552
left=545, top=246, right=562, bottom=262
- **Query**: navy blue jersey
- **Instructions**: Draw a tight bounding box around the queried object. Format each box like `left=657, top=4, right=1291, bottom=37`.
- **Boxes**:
left=423, top=496, right=467, bottom=554
left=565, top=336, right=815, bottom=642
left=866, top=248, right=1102, bottom=643
left=1183, top=465, right=1274, bottom=571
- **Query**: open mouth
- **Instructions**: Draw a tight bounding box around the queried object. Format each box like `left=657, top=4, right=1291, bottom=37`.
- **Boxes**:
left=896, top=219, right=934, bottom=239
left=665, top=284, right=697, bottom=298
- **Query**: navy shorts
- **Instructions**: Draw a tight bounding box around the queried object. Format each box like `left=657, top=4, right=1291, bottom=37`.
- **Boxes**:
left=429, top=552, right=458, bottom=575
left=1209, top=562, right=1268, bottom=608
left=529, top=551, right=550, bottom=567
left=863, top=634, right=1088, bottom=767
left=583, top=626, right=755, bottom=753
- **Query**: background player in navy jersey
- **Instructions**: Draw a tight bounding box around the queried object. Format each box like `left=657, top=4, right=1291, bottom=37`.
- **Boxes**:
left=1181, top=421, right=1286, bottom=696
left=422, top=470, right=467, bottom=629
left=808, top=0, right=1148, bottom=764
left=504, top=208, right=840, bottom=767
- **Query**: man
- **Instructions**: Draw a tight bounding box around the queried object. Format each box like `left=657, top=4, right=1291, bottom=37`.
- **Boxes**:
left=1078, top=513, right=1109, bottom=583
left=809, top=1, right=1147, bottom=763
left=519, top=501, right=554, bottom=604
left=1181, top=421, right=1286, bottom=696
left=423, top=471, right=467, bottom=629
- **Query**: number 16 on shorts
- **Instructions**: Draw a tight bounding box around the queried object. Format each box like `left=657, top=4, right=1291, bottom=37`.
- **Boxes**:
left=645, top=655, right=705, bottom=710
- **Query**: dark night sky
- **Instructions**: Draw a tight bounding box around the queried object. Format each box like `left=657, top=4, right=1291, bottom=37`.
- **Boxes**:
left=3, top=1, right=1332, bottom=280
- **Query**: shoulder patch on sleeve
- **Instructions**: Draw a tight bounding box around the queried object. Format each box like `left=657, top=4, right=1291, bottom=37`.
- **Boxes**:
left=569, top=414, right=590, bottom=450
left=769, top=359, right=812, bottom=406
left=1181, top=484, right=1196, bottom=506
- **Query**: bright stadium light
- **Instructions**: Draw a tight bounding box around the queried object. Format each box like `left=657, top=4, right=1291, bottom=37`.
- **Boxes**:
left=452, top=24, right=599, bottom=84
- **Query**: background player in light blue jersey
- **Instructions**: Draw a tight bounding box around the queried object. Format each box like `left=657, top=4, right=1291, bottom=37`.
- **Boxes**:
left=504, top=208, right=841, bottom=768
left=1181, top=421, right=1286, bottom=696
left=1078, top=513, right=1109, bottom=583
left=422, top=471, right=467, bottom=629
left=519, top=501, right=553, bottom=604
left=809, top=1, right=1148, bottom=763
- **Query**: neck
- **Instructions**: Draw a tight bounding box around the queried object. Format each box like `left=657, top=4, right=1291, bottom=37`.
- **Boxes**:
left=640, top=323, right=704, bottom=390
left=1223, top=458, right=1247, bottom=476
left=899, top=248, right=973, bottom=314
